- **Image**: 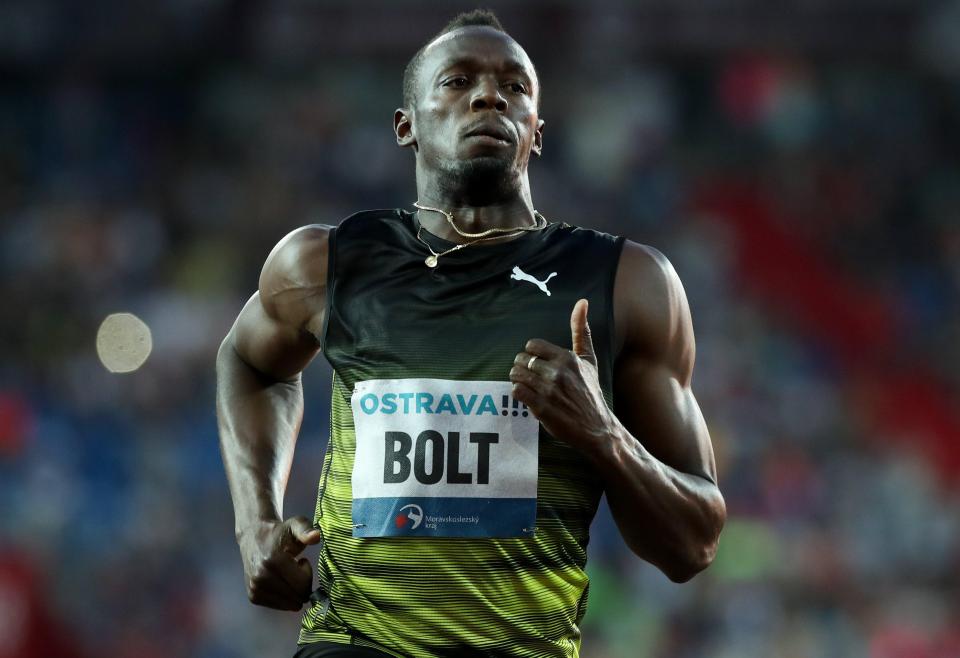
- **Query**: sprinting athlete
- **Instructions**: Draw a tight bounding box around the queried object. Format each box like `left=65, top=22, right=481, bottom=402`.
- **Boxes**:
left=216, top=9, right=725, bottom=658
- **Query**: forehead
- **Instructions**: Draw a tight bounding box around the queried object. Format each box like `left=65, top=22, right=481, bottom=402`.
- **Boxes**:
left=419, top=26, right=537, bottom=83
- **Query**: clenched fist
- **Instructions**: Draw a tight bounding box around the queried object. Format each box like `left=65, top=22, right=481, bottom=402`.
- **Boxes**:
left=236, top=516, right=321, bottom=611
left=509, top=298, right=618, bottom=455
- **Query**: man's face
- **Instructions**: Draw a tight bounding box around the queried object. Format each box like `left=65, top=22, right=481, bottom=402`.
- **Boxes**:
left=396, top=26, right=544, bottom=197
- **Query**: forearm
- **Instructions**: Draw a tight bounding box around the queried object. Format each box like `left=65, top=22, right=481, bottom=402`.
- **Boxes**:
left=590, top=420, right=725, bottom=582
left=216, top=335, right=305, bottom=538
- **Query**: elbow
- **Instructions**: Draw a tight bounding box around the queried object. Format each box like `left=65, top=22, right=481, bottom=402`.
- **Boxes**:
left=664, top=538, right=720, bottom=583
left=665, top=490, right=727, bottom=584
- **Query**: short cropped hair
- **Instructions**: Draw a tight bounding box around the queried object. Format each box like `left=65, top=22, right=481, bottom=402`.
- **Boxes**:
left=402, top=9, right=509, bottom=109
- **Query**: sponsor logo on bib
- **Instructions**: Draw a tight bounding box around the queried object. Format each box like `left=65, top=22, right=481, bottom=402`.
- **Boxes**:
left=395, top=503, right=423, bottom=529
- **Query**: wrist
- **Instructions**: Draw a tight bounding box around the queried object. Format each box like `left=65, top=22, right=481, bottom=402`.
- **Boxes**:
left=585, top=420, right=666, bottom=494
left=584, top=415, right=630, bottom=468
left=235, top=514, right=282, bottom=542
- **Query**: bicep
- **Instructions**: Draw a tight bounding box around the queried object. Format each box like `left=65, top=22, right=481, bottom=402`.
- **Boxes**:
left=612, top=241, right=717, bottom=483
left=226, top=225, right=330, bottom=381
left=229, top=291, right=321, bottom=382
left=613, top=355, right=717, bottom=483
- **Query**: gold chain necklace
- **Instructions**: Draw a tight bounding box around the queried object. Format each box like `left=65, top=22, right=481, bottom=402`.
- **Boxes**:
left=413, top=201, right=547, bottom=239
left=415, top=222, right=528, bottom=268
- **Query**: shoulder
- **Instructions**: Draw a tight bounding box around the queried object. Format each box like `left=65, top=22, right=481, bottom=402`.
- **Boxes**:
left=260, top=224, right=332, bottom=296
left=258, top=208, right=401, bottom=298
left=617, top=240, right=683, bottom=293
left=258, top=224, right=332, bottom=328
left=614, top=240, right=693, bottom=366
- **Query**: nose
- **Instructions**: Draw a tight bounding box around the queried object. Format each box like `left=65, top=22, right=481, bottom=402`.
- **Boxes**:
left=470, top=78, right=507, bottom=112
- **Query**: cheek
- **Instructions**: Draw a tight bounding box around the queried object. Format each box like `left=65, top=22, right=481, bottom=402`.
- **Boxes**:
left=514, top=107, right=539, bottom=136
left=515, top=121, right=538, bottom=147
left=420, top=91, right=461, bottom=121
left=418, top=99, right=454, bottom=128
left=420, top=116, right=466, bottom=156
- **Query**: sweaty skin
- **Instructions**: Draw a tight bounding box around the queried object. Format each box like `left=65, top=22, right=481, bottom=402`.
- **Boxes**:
left=216, top=25, right=725, bottom=612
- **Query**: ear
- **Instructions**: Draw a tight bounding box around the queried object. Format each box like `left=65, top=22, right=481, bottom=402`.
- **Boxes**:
left=531, top=118, right=545, bottom=157
left=394, top=108, right=417, bottom=149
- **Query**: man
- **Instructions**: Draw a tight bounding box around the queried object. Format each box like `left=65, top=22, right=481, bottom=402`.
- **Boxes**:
left=217, top=10, right=725, bottom=658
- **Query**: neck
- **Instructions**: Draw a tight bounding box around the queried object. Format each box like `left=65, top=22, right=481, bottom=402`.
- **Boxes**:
left=415, top=177, right=538, bottom=244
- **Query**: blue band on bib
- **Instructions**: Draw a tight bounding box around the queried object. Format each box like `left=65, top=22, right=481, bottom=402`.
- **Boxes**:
left=353, top=497, right=536, bottom=538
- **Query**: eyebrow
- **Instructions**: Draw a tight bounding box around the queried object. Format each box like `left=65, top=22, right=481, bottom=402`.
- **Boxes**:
left=434, top=57, right=533, bottom=82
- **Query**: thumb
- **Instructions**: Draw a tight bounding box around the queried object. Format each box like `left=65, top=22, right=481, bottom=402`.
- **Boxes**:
left=284, top=516, right=322, bottom=552
left=570, top=298, right=597, bottom=366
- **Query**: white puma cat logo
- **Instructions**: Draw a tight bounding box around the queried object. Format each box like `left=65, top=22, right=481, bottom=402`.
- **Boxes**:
left=510, top=265, right=558, bottom=296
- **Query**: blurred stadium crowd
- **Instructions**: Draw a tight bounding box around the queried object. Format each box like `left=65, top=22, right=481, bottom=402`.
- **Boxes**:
left=2, top=2, right=959, bottom=657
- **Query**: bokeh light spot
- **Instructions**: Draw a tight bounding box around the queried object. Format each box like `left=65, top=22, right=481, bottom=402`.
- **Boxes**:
left=96, top=313, right=153, bottom=373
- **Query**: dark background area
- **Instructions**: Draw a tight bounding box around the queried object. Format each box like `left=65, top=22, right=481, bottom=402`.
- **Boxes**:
left=1, top=1, right=959, bottom=656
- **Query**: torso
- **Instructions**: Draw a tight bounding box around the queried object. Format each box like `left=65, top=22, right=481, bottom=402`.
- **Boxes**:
left=298, top=208, right=626, bottom=657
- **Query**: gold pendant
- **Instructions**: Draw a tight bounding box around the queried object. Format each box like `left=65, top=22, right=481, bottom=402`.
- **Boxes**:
left=425, top=255, right=438, bottom=268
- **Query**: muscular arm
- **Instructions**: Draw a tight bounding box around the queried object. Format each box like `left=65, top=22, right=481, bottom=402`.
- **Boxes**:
left=602, top=241, right=725, bottom=582
left=216, top=224, right=330, bottom=609
left=510, top=240, right=725, bottom=583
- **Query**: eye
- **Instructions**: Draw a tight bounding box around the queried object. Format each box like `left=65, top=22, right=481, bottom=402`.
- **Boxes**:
left=506, top=82, right=528, bottom=94
left=444, top=76, right=469, bottom=88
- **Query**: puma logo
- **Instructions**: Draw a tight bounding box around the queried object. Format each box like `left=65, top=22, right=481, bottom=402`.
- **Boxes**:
left=510, top=265, right=558, bottom=296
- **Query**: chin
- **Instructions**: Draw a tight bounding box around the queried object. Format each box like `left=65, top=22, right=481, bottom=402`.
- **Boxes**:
left=462, top=154, right=511, bottom=172
left=448, top=157, right=519, bottom=202
left=457, top=153, right=519, bottom=182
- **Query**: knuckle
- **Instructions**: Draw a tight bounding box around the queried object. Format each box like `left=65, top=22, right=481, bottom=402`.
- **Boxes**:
left=513, top=353, right=526, bottom=365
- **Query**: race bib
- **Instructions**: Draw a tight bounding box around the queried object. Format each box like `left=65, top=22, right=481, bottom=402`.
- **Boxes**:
left=350, top=378, right=539, bottom=538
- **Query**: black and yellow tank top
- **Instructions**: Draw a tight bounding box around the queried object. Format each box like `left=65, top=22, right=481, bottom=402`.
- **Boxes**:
left=299, top=208, right=626, bottom=657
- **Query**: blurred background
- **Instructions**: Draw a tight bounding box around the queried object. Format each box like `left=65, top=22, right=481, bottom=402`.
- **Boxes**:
left=2, top=1, right=960, bottom=656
